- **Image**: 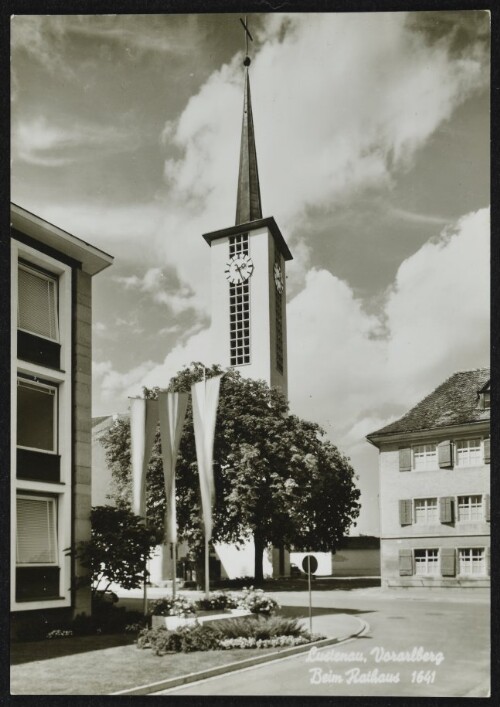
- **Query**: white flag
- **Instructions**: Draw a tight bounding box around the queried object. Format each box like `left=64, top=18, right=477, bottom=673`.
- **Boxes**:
left=191, top=374, right=223, bottom=540
left=130, top=398, right=159, bottom=518
left=158, top=391, right=188, bottom=543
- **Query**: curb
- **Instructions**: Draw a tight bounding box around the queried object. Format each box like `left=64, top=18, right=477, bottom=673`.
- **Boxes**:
left=110, top=615, right=369, bottom=696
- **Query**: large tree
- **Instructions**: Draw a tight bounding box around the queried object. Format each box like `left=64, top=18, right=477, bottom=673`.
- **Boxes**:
left=102, top=363, right=360, bottom=582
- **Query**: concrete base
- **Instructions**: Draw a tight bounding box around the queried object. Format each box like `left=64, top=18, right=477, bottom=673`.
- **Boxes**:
left=151, top=608, right=251, bottom=631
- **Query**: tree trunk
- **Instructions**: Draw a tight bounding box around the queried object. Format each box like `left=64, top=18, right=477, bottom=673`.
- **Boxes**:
left=254, top=531, right=265, bottom=584
left=194, top=551, right=205, bottom=590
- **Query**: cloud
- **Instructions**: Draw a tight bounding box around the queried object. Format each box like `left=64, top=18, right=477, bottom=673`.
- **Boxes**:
left=92, top=327, right=211, bottom=411
left=93, top=208, right=489, bottom=458
left=115, top=267, right=206, bottom=316
left=12, top=116, right=140, bottom=167
left=386, top=206, right=453, bottom=226
left=287, top=207, right=489, bottom=448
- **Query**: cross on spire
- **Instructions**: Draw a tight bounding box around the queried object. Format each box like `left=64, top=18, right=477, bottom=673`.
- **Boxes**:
left=240, top=16, right=253, bottom=66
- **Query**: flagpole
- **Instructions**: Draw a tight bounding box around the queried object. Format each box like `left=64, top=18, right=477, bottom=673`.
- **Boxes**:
left=205, top=536, right=210, bottom=599
left=172, top=542, right=177, bottom=599
left=202, top=365, right=210, bottom=599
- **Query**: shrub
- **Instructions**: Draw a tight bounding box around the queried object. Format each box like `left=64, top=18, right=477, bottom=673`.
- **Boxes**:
left=136, top=624, right=220, bottom=655
left=237, top=586, right=279, bottom=615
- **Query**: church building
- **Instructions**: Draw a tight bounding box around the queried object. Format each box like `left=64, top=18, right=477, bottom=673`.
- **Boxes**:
left=202, top=38, right=293, bottom=579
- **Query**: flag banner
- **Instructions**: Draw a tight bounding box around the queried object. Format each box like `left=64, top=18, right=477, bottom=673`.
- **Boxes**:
left=191, top=374, right=223, bottom=540
left=158, top=391, right=188, bottom=543
left=130, top=398, right=159, bottom=518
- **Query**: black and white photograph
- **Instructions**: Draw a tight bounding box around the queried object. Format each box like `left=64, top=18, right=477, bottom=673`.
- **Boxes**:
left=9, top=8, right=490, bottom=698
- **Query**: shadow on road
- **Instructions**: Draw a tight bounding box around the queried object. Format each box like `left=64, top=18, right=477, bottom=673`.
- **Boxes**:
left=280, top=605, right=377, bottom=618
left=261, top=577, right=381, bottom=592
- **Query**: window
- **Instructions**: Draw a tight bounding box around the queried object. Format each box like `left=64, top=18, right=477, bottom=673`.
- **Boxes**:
left=229, top=234, right=250, bottom=366
left=17, top=379, right=57, bottom=453
left=458, top=548, right=486, bottom=576
left=16, top=496, right=57, bottom=565
left=414, top=498, right=438, bottom=523
left=457, top=495, right=483, bottom=521
left=456, top=439, right=482, bottom=467
left=413, top=444, right=437, bottom=470
left=18, top=263, right=59, bottom=341
left=414, top=549, right=439, bottom=576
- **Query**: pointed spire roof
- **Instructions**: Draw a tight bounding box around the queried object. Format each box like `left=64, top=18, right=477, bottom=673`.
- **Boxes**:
left=235, top=62, right=263, bottom=226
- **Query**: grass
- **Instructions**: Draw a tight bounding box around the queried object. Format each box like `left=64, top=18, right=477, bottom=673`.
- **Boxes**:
left=10, top=637, right=281, bottom=695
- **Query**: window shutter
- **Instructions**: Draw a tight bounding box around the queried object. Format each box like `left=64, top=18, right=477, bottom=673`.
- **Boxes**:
left=486, top=546, right=491, bottom=576
left=439, top=496, right=454, bottom=523
left=441, top=548, right=456, bottom=576
left=398, top=549, right=413, bottom=576
left=16, top=497, right=57, bottom=564
left=398, top=448, right=411, bottom=472
left=399, top=499, right=413, bottom=525
left=483, top=438, right=490, bottom=464
left=484, top=494, right=490, bottom=522
left=18, top=265, right=58, bottom=340
left=438, top=441, right=453, bottom=468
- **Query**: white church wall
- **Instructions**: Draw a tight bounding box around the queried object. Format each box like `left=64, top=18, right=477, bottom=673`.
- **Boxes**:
left=214, top=540, right=273, bottom=579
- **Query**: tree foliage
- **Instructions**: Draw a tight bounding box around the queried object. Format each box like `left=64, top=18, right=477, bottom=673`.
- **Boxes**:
left=75, top=505, right=160, bottom=597
left=102, top=363, right=360, bottom=581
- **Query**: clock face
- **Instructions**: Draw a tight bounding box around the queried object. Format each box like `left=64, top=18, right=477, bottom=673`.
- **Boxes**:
left=274, top=262, right=284, bottom=293
left=225, top=254, right=254, bottom=284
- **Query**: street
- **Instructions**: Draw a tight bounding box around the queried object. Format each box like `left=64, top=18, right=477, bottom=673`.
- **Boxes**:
left=153, top=588, right=490, bottom=697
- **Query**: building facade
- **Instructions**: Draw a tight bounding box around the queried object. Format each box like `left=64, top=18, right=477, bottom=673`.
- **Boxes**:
left=11, top=204, right=113, bottom=626
left=367, top=369, right=490, bottom=589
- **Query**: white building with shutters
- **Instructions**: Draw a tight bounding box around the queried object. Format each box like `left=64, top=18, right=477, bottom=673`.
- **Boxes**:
left=11, top=204, right=113, bottom=632
left=367, top=369, right=490, bottom=589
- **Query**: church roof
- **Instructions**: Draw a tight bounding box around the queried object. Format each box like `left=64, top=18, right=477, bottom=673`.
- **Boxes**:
left=235, top=65, right=263, bottom=225
left=367, top=368, right=490, bottom=439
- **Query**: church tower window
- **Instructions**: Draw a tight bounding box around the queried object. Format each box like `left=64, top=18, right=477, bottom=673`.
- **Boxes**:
left=229, top=234, right=250, bottom=366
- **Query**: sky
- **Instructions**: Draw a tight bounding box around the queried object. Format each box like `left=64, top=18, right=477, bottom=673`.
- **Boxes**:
left=11, top=11, right=490, bottom=535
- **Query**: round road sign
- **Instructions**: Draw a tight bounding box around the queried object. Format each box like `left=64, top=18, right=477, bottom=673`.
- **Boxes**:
left=302, top=555, right=318, bottom=574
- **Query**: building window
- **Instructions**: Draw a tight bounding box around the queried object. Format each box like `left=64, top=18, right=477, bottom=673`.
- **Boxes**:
left=413, top=444, right=437, bottom=470
left=414, top=498, right=438, bottom=523
left=17, top=379, right=57, bottom=453
left=456, top=439, right=482, bottom=467
left=18, top=263, right=59, bottom=341
left=457, top=495, right=483, bottom=522
left=229, top=234, right=250, bottom=366
left=458, top=548, right=486, bottom=576
left=414, top=549, right=439, bottom=576
left=229, top=233, right=249, bottom=258
left=16, top=495, right=57, bottom=565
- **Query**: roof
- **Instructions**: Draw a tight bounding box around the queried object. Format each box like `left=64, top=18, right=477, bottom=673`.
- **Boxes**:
left=11, top=203, right=113, bottom=276
left=367, top=368, right=490, bottom=439
left=203, top=217, right=293, bottom=261
left=92, top=415, right=111, bottom=428
left=235, top=66, right=263, bottom=226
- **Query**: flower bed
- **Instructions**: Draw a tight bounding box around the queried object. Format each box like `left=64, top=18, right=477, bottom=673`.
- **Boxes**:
left=138, top=615, right=324, bottom=655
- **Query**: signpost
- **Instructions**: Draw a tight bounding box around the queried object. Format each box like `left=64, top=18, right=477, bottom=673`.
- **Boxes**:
left=302, top=555, right=318, bottom=634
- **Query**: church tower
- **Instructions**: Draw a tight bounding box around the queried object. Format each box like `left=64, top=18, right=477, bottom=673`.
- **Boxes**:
left=203, top=34, right=292, bottom=397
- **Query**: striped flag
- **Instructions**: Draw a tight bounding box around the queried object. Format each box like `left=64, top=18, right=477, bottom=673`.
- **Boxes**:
left=158, top=391, right=188, bottom=543
left=191, top=374, right=223, bottom=540
left=130, top=397, right=159, bottom=518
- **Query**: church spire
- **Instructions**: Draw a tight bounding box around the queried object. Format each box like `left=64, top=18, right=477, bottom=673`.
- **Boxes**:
left=235, top=19, right=262, bottom=226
